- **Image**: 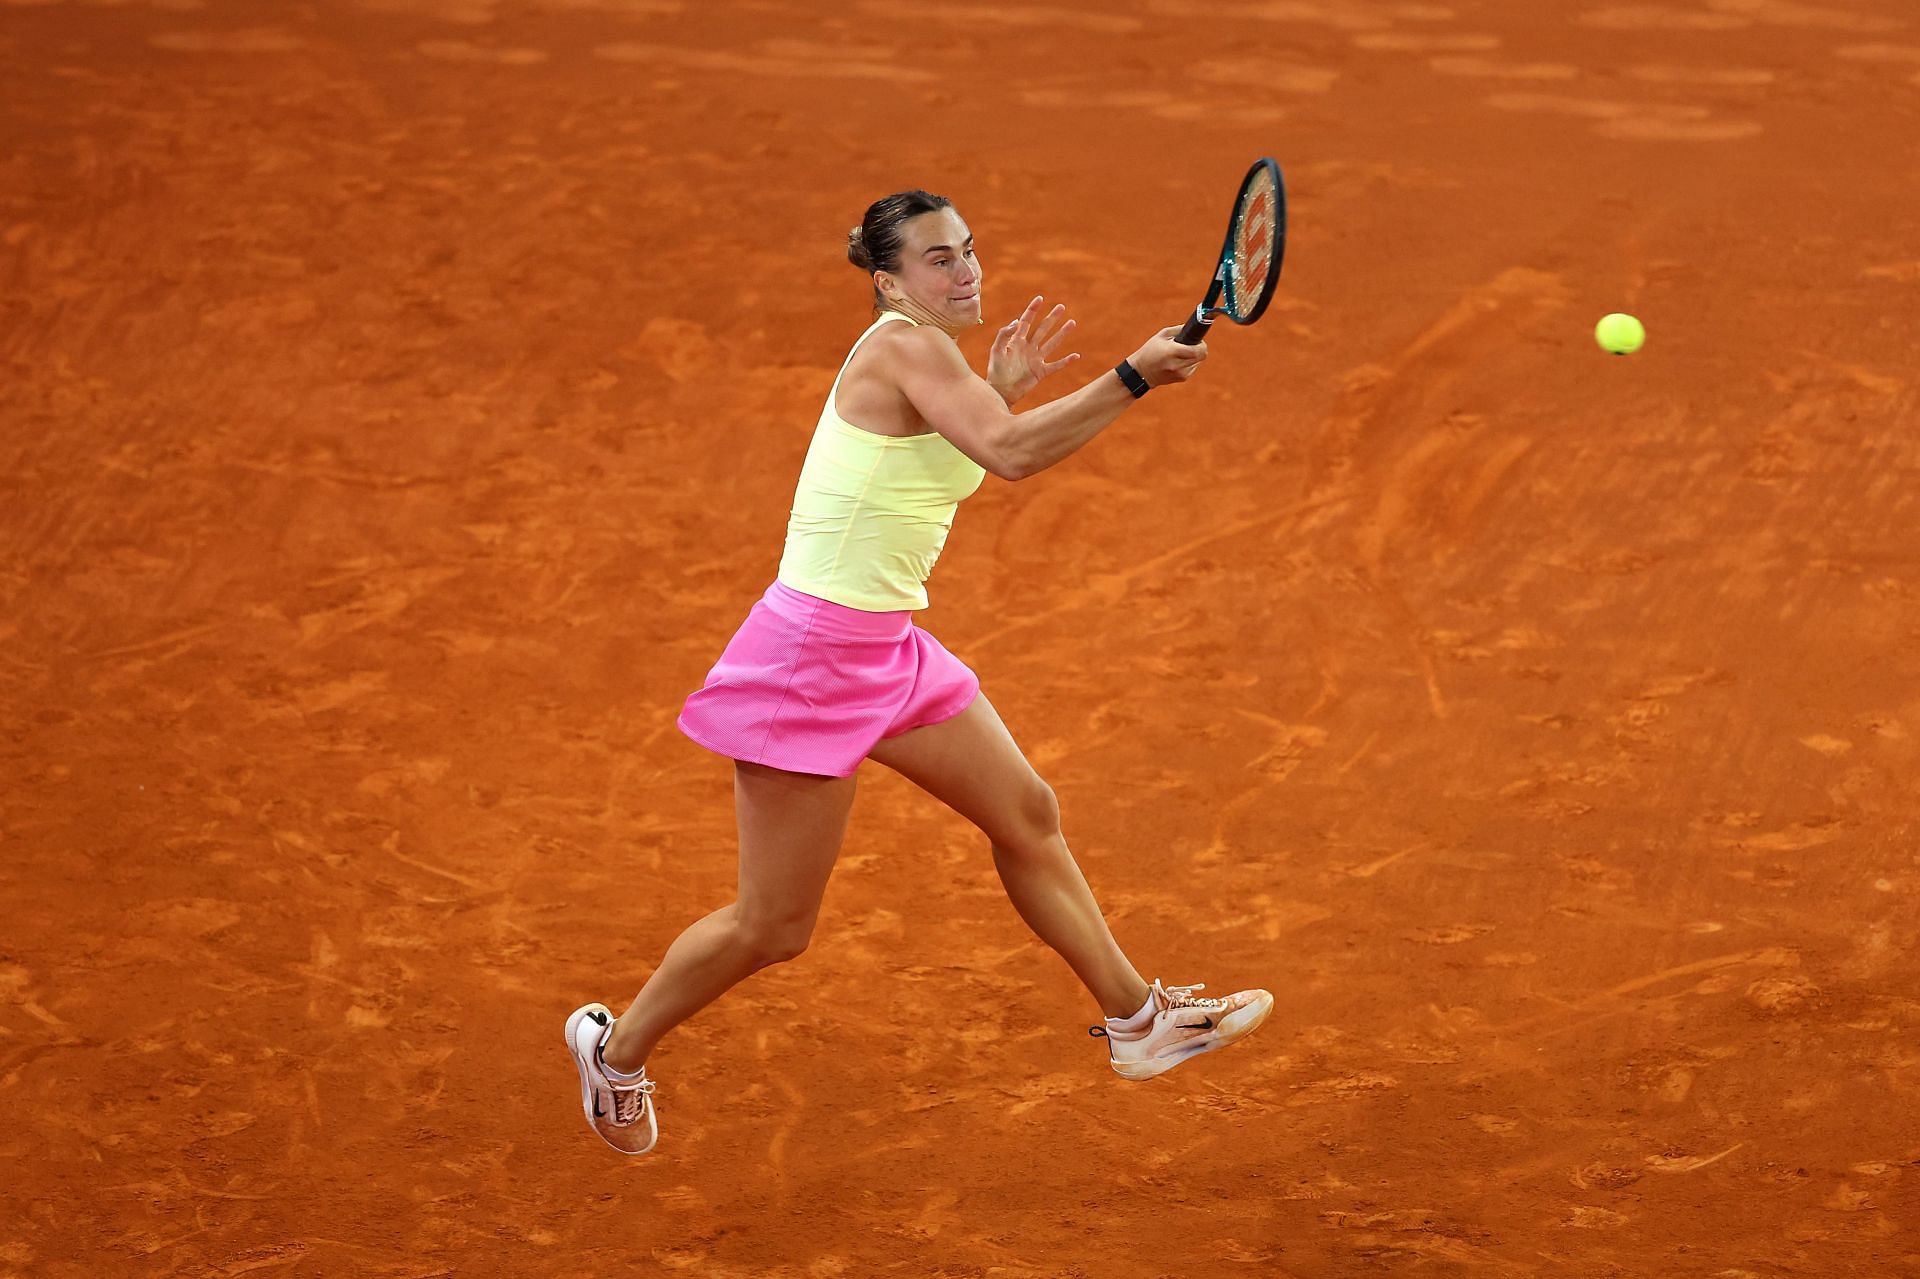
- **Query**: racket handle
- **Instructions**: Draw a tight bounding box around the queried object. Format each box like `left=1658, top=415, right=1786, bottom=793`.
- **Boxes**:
left=1174, top=307, right=1213, bottom=346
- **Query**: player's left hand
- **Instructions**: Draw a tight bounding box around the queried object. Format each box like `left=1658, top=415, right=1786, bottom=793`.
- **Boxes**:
left=988, top=295, right=1079, bottom=407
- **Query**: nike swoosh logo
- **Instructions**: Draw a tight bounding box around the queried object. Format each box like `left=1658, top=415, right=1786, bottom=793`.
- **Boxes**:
left=593, top=1098, right=605, bottom=1118
left=1195, top=1017, right=1215, bottom=1030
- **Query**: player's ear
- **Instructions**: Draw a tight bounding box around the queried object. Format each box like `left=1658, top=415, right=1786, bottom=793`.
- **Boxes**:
left=874, top=270, right=898, bottom=300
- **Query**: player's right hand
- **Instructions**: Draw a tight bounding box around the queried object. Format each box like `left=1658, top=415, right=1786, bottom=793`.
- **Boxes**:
left=1129, top=326, right=1209, bottom=387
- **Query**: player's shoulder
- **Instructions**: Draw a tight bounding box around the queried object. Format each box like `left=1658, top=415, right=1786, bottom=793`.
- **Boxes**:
left=867, top=320, right=967, bottom=386
left=865, top=317, right=963, bottom=373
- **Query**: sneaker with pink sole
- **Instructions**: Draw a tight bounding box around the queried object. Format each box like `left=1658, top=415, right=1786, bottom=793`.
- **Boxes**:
left=1089, top=980, right=1274, bottom=1080
left=564, top=1002, right=658, bottom=1155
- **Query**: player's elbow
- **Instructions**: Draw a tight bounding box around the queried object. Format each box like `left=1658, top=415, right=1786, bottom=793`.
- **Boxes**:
left=988, top=421, right=1037, bottom=482
left=991, top=452, right=1032, bottom=482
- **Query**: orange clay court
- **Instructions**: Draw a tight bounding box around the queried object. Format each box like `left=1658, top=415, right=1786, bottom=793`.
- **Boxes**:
left=4, top=0, right=1919, bottom=1275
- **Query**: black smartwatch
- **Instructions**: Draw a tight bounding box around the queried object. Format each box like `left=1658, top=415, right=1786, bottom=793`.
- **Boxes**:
left=1114, top=359, right=1151, bottom=399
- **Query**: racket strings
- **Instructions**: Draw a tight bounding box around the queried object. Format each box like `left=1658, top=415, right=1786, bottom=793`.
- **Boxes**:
left=1227, top=172, right=1279, bottom=317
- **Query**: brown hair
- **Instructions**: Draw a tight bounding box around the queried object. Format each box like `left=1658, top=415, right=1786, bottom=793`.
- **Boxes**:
left=847, top=189, right=953, bottom=305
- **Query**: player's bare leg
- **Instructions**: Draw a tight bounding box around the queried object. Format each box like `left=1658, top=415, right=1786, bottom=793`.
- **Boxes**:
left=566, top=761, right=855, bottom=1153
left=868, top=693, right=1271, bottom=1078
left=605, top=761, right=855, bottom=1069
left=867, top=693, right=1150, bottom=1018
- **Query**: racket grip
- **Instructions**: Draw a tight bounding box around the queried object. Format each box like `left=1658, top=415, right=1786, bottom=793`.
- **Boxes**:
left=1174, top=307, right=1212, bottom=346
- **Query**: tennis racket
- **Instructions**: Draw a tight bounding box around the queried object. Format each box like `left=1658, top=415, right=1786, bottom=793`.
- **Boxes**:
left=1174, top=157, right=1287, bottom=345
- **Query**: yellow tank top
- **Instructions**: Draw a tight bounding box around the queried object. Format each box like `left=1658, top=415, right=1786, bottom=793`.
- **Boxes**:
left=776, top=312, right=988, bottom=612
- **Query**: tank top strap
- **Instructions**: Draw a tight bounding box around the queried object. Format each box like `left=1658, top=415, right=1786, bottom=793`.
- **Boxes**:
left=826, top=310, right=917, bottom=418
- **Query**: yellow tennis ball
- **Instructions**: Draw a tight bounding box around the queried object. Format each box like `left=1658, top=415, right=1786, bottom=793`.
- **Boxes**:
left=1595, top=312, right=1645, bottom=355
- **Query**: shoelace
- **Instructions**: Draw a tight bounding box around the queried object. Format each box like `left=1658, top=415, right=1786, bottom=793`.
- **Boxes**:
left=609, top=1075, right=655, bottom=1125
left=1160, top=982, right=1230, bottom=1012
left=1089, top=981, right=1231, bottom=1040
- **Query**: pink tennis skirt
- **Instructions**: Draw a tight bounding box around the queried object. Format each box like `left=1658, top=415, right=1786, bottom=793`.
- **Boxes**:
left=677, top=581, right=980, bottom=777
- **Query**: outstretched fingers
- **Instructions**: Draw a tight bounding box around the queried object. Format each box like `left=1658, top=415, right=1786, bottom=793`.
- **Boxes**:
left=1029, top=302, right=1078, bottom=372
left=1006, top=294, right=1045, bottom=339
left=991, top=296, right=1081, bottom=380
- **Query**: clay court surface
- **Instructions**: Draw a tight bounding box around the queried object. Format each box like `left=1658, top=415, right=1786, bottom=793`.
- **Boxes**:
left=6, top=0, right=1920, bottom=1273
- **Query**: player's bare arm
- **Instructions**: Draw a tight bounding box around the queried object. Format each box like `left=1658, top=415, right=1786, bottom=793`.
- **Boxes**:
left=889, top=317, right=1208, bottom=481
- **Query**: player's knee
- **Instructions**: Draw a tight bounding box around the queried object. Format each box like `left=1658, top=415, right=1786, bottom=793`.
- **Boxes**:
left=736, top=913, right=813, bottom=967
left=1028, top=778, right=1062, bottom=839
left=998, top=776, right=1062, bottom=854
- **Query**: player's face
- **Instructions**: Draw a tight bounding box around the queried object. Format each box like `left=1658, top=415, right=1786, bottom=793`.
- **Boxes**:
left=882, top=209, right=982, bottom=329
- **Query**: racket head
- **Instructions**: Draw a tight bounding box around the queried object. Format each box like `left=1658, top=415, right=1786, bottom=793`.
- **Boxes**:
left=1216, top=157, right=1285, bottom=325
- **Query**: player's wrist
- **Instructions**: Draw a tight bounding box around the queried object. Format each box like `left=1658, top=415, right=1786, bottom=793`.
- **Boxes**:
left=1113, top=359, right=1151, bottom=398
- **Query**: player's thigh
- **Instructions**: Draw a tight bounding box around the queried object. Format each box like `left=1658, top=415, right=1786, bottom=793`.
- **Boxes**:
left=731, top=760, right=857, bottom=929
left=865, top=693, right=1059, bottom=850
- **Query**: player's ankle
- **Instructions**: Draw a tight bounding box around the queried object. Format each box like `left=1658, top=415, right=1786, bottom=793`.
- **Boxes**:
left=599, top=1040, right=647, bottom=1078
left=1103, top=984, right=1156, bottom=1028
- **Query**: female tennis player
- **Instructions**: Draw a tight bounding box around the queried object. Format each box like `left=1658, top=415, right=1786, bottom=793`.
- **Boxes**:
left=566, top=190, right=1273, bottom=1155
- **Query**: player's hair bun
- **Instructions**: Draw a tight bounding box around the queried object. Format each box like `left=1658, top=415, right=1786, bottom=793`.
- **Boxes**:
left=847, top=226, right=874, bottom=272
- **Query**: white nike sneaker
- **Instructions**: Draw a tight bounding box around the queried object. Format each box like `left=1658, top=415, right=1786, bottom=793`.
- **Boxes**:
left=1089, top=980, right=1274, bottom=1081
left=564, top=1002, right=658, bottom=1155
